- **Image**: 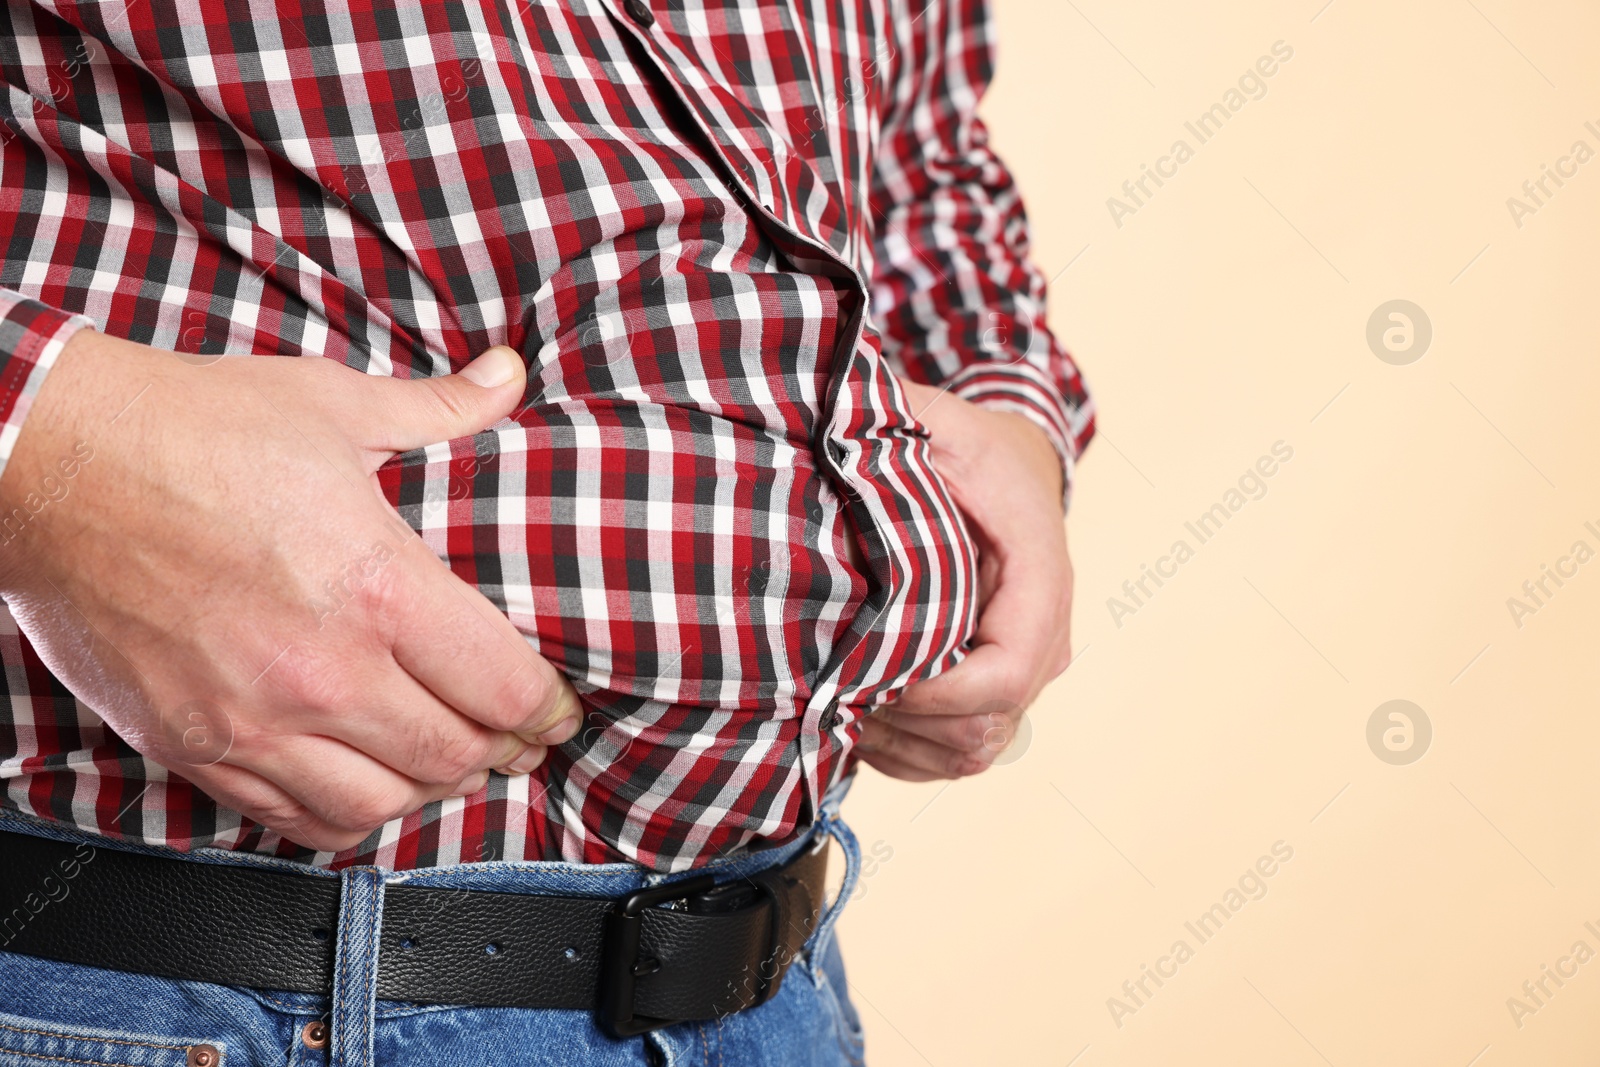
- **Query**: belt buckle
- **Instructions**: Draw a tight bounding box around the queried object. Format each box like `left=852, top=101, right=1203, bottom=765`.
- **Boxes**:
left=598, top=873, right=716, bottom=1037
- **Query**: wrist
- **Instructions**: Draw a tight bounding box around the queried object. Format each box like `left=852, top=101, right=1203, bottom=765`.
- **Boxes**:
left=986, top=408, right=1064, bottom=513
left=0, top=330, right=160, bottom=589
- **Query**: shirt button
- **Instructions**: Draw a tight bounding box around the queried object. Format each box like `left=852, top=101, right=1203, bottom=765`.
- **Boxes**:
left=819, top=701, right=842, bottom=731
left=623, top=0, right=654, bottom=26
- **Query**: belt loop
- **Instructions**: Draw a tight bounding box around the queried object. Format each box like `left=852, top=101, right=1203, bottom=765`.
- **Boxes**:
left=329, top=866, right=386, bottom=1067
left=805, top=809, right=860, bottom=967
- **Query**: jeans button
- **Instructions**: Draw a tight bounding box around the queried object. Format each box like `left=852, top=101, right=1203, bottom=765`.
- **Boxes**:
left=623, top=0, right=654, bottom=26
left=301, top=1021, right=330, bottom=1050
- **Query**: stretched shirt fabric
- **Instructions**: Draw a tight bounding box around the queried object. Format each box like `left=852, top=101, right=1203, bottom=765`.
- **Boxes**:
left=0, top=0, right=1093, bottom=871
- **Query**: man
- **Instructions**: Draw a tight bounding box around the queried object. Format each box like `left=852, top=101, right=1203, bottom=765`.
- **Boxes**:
left=0, top=0, right=1091, bottom=1062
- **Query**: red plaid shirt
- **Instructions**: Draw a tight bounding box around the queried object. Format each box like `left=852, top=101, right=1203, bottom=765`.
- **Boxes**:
left=0, top=0, right=1092, bottom=871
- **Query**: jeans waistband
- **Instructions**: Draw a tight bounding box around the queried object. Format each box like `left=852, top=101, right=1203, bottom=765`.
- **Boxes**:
left=0, top=772, right=854, bottom=897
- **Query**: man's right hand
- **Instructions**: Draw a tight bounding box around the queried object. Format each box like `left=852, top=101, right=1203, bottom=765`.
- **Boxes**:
left=0, top=330, right=580, bottom=852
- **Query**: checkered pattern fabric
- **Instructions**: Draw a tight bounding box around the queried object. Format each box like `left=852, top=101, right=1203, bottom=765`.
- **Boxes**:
left=0, top=0, right=1093, bottom=871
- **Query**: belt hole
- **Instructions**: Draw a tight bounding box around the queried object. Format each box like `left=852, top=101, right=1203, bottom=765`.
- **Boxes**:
left=484, top=942, right=501, bottom=956
left=400, top=936, right=418, bottom=950
left=310, top=927, right=329, bottom=942
left=563, top=946, right=580, bottom=961
left=300, top=1021, right=329, bottom=1050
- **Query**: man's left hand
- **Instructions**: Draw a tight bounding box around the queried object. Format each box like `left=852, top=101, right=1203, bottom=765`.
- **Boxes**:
left=856, top=378, right=1075, bottom=781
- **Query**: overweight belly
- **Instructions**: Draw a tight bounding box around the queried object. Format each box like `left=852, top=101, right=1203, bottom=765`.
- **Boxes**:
left=387, top=398, right=871, bottom=714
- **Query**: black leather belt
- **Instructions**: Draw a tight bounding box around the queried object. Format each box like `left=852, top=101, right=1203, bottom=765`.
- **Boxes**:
left=0, top=827, right=828, bottom=1037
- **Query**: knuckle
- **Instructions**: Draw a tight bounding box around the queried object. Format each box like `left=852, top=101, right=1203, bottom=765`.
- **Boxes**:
left=422, top=380, right=477, bottom=430
left=271, top=653, right=358, bottom=716
left=248, top=791, right=311, bottom=832
left=953, top=714, right=987, bottom=752
left=418, top=727, right=492, bottom=784
left=489, top=666, right=560, bottom=732
left=349, top=563, right=412, bottom=639
left=338, top=785, right=409, bottom=833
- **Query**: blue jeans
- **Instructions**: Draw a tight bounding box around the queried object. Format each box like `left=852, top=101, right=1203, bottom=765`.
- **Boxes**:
left=0, top=788, right=865, bottom=1067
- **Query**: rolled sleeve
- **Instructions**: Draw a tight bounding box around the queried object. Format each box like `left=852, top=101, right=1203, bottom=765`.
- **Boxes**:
left=0, top=289, right=93, bottom=481
left=869, top=0, right=1095, bottom=510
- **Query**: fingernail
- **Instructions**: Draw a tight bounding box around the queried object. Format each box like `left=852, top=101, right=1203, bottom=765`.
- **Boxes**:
left=536, top=715, right=580, bottom=746
left=499, top=745, right=546, bottom=776
left=451, top=770, right=489, bottom=797
left=461, top=346, right=520, bottom=388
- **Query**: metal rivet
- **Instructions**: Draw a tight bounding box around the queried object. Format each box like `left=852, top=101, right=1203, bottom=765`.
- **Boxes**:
left=300, top=1021, right=329, bottom=1050
left=187, top=1045, right=220, bottom=1067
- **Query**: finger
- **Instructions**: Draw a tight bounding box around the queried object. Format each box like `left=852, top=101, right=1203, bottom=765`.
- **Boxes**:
left=857, top=716, right=984, bottom=778
left=230, top=732, right=469, bottom=835
left=876, top=706, right=1019, bottom=763
left=965, top=522, right=1073, bottom=678
left=895, top=554, right=1069, bottom=718
left=387, top=543, right=583, bottom=743
left=295, top=663, right=550, bottom=783
left=183, top=761, right=379, bottom=854
left=341, top=346, right=529, bottom=459
left=854, top=747, right=951, bottom=784
left=893, top=644, right=1028, bottom=718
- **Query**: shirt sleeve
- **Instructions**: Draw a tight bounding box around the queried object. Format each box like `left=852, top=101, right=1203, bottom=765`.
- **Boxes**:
left=868, top=0, right=1095, bottom=508
left=0, top=289, right=94, bottom=482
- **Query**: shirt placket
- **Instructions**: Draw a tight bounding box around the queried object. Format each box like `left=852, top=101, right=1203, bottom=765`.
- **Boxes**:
left=595, top=0, right=889, bottom=731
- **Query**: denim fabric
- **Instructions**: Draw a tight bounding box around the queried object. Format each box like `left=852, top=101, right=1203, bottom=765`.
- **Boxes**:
left=0, top=786, right=865, bottom=1067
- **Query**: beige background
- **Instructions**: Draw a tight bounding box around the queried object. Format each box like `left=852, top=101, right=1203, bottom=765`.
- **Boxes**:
left=834, top=0, right=1600, bottom=1064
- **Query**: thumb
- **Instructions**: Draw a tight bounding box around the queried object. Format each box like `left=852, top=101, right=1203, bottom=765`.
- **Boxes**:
left=350, top=345, right=527, bottom=456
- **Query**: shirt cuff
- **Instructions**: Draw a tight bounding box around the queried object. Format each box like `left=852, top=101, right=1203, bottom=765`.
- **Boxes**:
left=941, top=360, right=1087, bottom=513
left=0, top=292, right=94, bottom=483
